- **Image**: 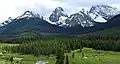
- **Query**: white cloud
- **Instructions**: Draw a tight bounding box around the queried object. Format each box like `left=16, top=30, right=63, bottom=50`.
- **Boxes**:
left=0, top=0, right=120, bottom=22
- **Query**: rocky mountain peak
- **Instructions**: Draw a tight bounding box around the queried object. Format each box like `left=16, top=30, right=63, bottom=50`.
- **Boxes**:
left=55, top=7, right=64, bottom=12
left=49, top=7, right=68, bottom=22
left=7, top=17, right=13, bottom=22
left=65, top=11, right=94, bottom=27
left=89, top=5, right=120, bottom=20
left=16, top=10, right=41, bottom=20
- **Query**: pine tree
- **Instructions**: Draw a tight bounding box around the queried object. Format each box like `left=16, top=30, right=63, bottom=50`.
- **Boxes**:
left=56, top=48, right=64, bottom=64
left=9, top=57, right=13, bottom=62
left=65, top=55, right=69, bottom=64
left=72, top=52, right=74, bottom=58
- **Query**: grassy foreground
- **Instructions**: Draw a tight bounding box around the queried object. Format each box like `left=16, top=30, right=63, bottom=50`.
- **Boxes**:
left=0, top=53, right=55, bottom=64
left=1, top=43, right=120, bottom=64
left=67, top=48, right=120, bottom=64
left=0, top=43, right=56, bottom=64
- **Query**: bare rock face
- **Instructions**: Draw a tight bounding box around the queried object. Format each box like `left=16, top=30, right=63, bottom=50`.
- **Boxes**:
left=89, top=5, right=120, bottom=20
left=49, top=7, right=68, bottom=22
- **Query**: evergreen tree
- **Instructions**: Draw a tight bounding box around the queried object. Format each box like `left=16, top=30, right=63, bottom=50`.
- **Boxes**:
left=72, top=52, right=74, bottom=58
left=56, top=48, right=64, bottom=64
left=9, top=57, right=13, bottom=62
left=65, top=55, right=69, bottom=64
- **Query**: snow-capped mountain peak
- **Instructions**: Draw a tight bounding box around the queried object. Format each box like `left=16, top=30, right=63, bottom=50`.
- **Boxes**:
left=7, top=17, right=13, bottom=22
left=0, top=17, right=13, bottom=26
left=55, top=7, right=64, bottom=12
left=80, top=8, right=89, bottom=15
left=65, top=11, right=94, bottom=27
left=0, top=11, right=43, bottom=27
left=48, top=7, right=95, bottom=27
left=49, top=7, right=68, bottom=23
left=1, top=5, right=120, bottom=28
left=89, top=5, right=120, bottom=20
left=48, top=5, right=120, bottom=28
left=16, top=10, right=41, bottom=20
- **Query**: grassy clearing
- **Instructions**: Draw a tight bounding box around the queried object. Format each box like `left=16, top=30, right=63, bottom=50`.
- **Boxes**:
left=0, top=53, right=56, bottom=64
left=1, top=43, right=120, bottom=64
left=0, top=43, right=56, bottom=64
left=66, top=48, right=120, bottom=64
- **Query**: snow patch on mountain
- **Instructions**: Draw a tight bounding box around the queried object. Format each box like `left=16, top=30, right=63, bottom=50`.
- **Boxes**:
left=0, top=17, right=13, bottom=26
left=49, top=7, right=68, bottom=23
left=7, top=17, right=13, bottom=22
left=1, top=5, right=120, bottom=28
left=16, top=11, right=42, bottom=20
left=58, top=16, right=69, bottom=27
left=90, top=5, right=120, bottom=20
left=89, top=13, right=107, bottom=23
left=65, top=10, right=94, bottom=27
left=81, top=20, right=94, bottom=27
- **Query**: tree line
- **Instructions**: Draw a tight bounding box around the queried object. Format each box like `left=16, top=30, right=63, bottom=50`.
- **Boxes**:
left=1, top=35, right=120, bottom=64
left=2, top=35, right=120, bottom=55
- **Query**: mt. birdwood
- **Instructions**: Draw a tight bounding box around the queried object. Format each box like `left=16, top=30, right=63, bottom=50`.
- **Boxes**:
left=0, top=5, right=120, bottom=36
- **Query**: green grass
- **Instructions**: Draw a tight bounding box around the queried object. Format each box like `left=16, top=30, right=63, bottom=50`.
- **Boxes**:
left=0, top=43, right=56, bottom=64
left=66, top=48, right=120, bottom=64
left=0, top=53, right=56, bottom=64
left=1, top=43, right=120, bottom=64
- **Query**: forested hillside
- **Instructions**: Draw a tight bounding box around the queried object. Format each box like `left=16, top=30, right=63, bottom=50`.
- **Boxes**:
left=2, top=34, right=120, bottom=56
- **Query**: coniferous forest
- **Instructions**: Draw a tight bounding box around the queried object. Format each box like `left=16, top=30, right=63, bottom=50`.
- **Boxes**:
left=0, top=35, right=120, bottom=64
left=1, top=35, right=120, bottom=56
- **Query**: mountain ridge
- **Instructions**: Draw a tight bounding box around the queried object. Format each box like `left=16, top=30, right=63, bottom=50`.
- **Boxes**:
left=0, top=5, right=120, bottom=35
left=48, top=5, right=120, bottom=28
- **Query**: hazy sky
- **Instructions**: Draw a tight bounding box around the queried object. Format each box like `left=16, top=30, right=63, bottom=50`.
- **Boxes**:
left=0, top=0, right=120, bottom=22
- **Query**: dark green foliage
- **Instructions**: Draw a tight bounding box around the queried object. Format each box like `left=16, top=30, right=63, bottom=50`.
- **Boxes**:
left=72, top=52, right=74, bottom=58
left=9, top=57, right=13, bottom=62
left=65, top=55, right=69, bottom=64
left=80, top=46, right=83, bottom=52
left=82, top=52, right=84, bottom=58
left=56, top=48, right=64, bottom=64
left=2, top=35, right=120, bottom=59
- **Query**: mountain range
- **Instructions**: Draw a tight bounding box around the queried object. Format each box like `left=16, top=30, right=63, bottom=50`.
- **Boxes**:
left=0, top=5, right=120, bottom=36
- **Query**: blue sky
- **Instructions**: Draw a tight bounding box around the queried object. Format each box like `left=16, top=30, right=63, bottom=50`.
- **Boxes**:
left=0, top=0, right=120, bottom=22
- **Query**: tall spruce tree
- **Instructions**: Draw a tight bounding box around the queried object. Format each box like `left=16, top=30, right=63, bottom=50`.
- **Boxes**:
left=65, top=55, right=69, bottom=64
left=56, top=47, right=65, bottom=64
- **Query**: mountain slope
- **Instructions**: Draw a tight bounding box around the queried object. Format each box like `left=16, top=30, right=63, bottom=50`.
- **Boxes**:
left=89, top=5, right=120, bottom=20
left=79, top=14, right=120, bottom=34
left=48, top=5, right=120, bottom=28
left=65, top=9, right=94, bottom=27
left=0, top=5, right=120, bottom=36
left=0, top=11, right=85, bottom=35
left=82, top=26, right=120, bottom=36
left=1, top=14, right=120, bottom=36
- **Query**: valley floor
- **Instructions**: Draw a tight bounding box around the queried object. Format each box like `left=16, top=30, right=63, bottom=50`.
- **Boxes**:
left=1, top=44, right=120, bottom=64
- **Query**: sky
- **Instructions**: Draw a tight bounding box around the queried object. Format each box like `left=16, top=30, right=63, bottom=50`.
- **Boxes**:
left=0, top=0, right=120, bottom=22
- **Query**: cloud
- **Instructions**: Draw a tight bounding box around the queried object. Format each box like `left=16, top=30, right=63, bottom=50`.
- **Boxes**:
left=57, top=0, right=120, bottom=6
left=0, top=0, right=120, bottom=22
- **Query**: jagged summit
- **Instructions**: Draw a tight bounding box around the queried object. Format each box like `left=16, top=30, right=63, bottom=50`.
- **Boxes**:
left=0, top=5, right=120, bottom=35
left=1, top=5, right=120, bottom=28
left=65, top=9, right=94, bottom=27
left=55, top=7, right=64, bottom=12
left=89, top=5, right=120, bottom=20
left=48, top=5, right=120, bottom=28
left=49, top=7, right=68, bottom=23
left=0, top=10, right=43, bottom=27
left=0, top=17, right=13, bottom=26
left=7, top=17, right=13, bottom=22
left=80, top=8, right=89, bottom=15
left=16, top=10, right=41, bottom=20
